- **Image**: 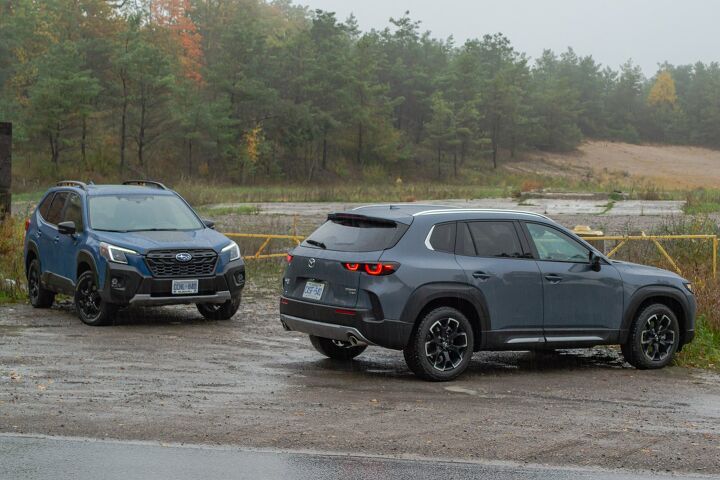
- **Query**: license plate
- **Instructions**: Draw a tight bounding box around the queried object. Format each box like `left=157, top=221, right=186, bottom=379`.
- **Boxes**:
left=172, top=279, right=199, bottom=295
left=302, top=281, right=325, bottom=301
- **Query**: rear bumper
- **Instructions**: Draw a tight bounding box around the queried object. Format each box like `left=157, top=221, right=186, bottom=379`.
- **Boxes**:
left=280, top=314, right=375, bottom=345
left=279, top=296, right=412, bottom=350
left=100, top=261, right=245, bottom=306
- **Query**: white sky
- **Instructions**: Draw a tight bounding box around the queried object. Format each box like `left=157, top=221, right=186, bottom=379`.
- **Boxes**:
left=297, top=0, right=719, bottom=75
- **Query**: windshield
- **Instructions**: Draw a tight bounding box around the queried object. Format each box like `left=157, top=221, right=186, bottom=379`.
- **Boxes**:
left=89, top=194, right=203, bottom=232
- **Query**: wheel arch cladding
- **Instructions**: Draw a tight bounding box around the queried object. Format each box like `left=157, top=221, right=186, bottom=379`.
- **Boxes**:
left=623, top=287, right=689, bottom=346
left=25, top=242, right=39, bottom=274
left=76, top=250, right=98, bottom=278
left=400, top=283, right=489, bottom=351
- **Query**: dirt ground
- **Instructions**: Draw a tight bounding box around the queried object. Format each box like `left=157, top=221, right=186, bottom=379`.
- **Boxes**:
left=1, top=286, right=719, bottom=475
left=515, top=141, right=720, bottom=189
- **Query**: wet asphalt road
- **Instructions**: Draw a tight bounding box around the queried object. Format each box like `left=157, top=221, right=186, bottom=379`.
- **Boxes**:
left=2, top=296, right=720, bottom=475
left=2, top=434, right=715, bottom=480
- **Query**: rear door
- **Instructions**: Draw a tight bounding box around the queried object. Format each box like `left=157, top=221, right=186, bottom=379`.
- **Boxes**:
left=38, top=191, right=69, bottom=276
left=283, top=215, right=407, bottom=308
left=454, top=221, right=545, bottom=345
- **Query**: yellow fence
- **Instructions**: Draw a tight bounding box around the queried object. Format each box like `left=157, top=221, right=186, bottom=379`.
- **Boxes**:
left=578, top=233, right=718, bottom=278
left=224, top=233, right=304, bottom=260
left=227, top=230, right=719, bottom=277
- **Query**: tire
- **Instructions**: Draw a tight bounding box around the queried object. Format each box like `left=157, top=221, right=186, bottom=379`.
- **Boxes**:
left=27, top=259, right=54, bottom=308
left=75, top=270, right=117, bottom=326
left=197, top=295, right=241, bottom=321
left=403, top=307, right=474, bottom=381
left=622, top=303, right=680, bottom=369
left=309, top=335, right=367, bottom=360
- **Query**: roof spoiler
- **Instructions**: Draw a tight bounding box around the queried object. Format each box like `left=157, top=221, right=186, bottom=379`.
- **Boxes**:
left=328, top=212, right=400, bottom=227
left=122, top=180, right=168, bottom=190
left=56, top=180, right=87, bottom=190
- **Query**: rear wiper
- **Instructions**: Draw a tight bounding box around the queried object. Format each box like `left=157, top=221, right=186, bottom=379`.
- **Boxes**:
left=306, top=239, right=327, bottom=249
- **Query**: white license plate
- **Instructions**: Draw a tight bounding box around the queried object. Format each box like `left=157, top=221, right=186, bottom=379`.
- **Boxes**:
left=302, top=281, right=325, bottom=301
left=172, top=279, right=199, bottom=295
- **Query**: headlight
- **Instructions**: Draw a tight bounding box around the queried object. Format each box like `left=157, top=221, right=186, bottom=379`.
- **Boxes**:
left=99, top=242, right=138, bottom=264
left=684, top=282, right=694, bottom=294
left=222, top=241, right=241, bottom=261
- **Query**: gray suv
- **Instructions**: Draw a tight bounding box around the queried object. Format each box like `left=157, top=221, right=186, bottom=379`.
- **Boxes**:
left=280, top=206, right=696, bottom=381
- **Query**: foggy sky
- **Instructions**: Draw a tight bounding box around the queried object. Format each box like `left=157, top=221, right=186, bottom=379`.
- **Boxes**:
left=298, top=0, right=719, bottom=76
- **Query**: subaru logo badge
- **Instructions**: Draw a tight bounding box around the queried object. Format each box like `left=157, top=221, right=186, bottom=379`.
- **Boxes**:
left=308, top=258, right=316, bottom=268
left=175, top=252, right=192, bottom=263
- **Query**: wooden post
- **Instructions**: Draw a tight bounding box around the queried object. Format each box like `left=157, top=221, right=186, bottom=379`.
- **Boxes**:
left=0, top=122, right=11, bottom=219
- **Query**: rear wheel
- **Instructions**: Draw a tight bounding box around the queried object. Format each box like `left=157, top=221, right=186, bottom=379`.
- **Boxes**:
left=309, top=335, right=367, bottom=360
left=403, top=307, right=474, bottom=381
left=27, top=259, right=54, bottom=308
left=196, top=295, right=241, bottom=320
left=75, top=270, right=117, bottom=326
left=623, top=304, right=679, bottom=369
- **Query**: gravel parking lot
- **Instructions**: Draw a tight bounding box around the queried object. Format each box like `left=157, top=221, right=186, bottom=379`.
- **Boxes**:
left=1, top=286, right=719, bottom=475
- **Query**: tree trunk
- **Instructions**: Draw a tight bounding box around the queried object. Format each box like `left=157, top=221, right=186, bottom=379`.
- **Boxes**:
left=138, top=92, right=146, bottom=167
left=356, top=122, right=363, bottom=165
left=0, top=122, right=11, bottom=219
left=187, top=139, right=192, bottom=175
left=453, top=151, right=458, bottom=178
left=321, top=134, right=328, bottom=171
left=120, top=74, right=128, bottom=173
left=81, top=116, right=87, bottom=166
left=437, top=146, right=442, bottom=177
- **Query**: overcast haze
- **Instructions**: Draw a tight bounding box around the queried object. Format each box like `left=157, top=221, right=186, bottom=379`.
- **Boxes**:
left=298, top=0, right=718, bottom=75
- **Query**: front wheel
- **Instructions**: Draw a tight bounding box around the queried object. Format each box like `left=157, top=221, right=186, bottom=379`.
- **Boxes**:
left=623, top=304, right=680, bottom=369
left=403, top=307, right=474, bottom=381
left=309, top=335, right=367, bottom=360
left=75, top=270, right=117, bottom=326
left=196, top=295, right=241, bottom=320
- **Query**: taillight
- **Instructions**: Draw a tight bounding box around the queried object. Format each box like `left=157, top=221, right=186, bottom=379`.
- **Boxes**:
left=286, top=254, right=293, bottom=263
left=342, top=262, right=399, bottom=276
left=24, top=218, right=31, bottom=232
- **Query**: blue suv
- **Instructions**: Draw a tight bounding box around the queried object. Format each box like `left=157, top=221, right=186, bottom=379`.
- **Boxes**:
left=280, top=205, right=696, bottom=381
left=24, top=180, right=245, bottom=325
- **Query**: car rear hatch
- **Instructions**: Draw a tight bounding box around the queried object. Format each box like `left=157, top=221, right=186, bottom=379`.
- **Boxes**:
left=283, top=212, right=409, bottom=308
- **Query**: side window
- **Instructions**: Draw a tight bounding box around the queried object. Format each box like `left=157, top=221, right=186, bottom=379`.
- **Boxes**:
left=44, top=192, right=68, bottom=225
left=526, top=223, right=589, bottom=262
left=62, top=193, right=84, bottom=232
left=466, top=221, right=524, bottom=258
left=455, top=223, right=476, bottom=256
left=37, top=193, right=55, bottom=220
left=428, top=222, right=456, bottom=252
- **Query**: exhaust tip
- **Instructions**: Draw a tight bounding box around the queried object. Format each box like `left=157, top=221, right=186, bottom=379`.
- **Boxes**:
left=348, top=335, right=359, bottom=346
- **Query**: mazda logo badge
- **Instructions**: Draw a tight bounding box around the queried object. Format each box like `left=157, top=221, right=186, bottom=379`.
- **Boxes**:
left=175, top=252, right=193, bottom=262
left=308, top=258, right=316, bottom=268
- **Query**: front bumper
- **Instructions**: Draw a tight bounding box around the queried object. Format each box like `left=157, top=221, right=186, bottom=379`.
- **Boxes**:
left=279, top=296, right=412, bottom=349
left=101, top=260, right=245, bottom=307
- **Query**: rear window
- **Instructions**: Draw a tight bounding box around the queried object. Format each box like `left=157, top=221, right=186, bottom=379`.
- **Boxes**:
left=304, top=216, right=407, bottom=252
left=37, top=193, right=54, bottom=220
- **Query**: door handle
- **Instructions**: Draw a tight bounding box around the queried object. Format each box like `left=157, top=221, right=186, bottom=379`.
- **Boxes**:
left=53, top=235, right=60, bottom=243
left=472, top=271, right=492, bottom=281
left=544, top=274, right=562, bottom=284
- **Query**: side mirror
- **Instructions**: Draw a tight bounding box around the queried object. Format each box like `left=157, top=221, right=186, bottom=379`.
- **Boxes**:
left=589, top=252, right=602, bottom=272
left=202, top=218, right=215, bottom=229
left=58, top=221, right=76, bottom=236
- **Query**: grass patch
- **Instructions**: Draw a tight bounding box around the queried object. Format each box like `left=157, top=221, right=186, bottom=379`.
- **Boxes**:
left=676, top=315, right=720, bottom=370
left=0, top=218, right=27, bottom=304
left=597, top=200, right=616, bottom=215
left=684, top=189, right=720, bottom=214
left=196, top=205, right=260, bottom=217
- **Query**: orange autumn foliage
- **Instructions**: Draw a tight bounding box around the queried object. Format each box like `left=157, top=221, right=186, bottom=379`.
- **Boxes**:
left=151, top=0, right=204, bottom=85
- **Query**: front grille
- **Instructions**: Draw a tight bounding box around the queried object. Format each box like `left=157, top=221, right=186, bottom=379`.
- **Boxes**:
left=145, top=249, right=218, bottom=278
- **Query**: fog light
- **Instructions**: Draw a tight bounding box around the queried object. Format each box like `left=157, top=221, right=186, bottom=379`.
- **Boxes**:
left=234, top=272, right=245, bottom=286
left=110, top=276, right=125, bottom=289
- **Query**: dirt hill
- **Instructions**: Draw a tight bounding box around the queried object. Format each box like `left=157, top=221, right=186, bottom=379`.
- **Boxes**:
left=509, top=141, right=720, bottom=189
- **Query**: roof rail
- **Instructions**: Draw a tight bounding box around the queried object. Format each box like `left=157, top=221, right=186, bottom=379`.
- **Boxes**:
left=56, top=180, right=87, bottom=190
left=122, top=180, right=168, bottom=190
left=413, top=208, right=551, bottom=220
